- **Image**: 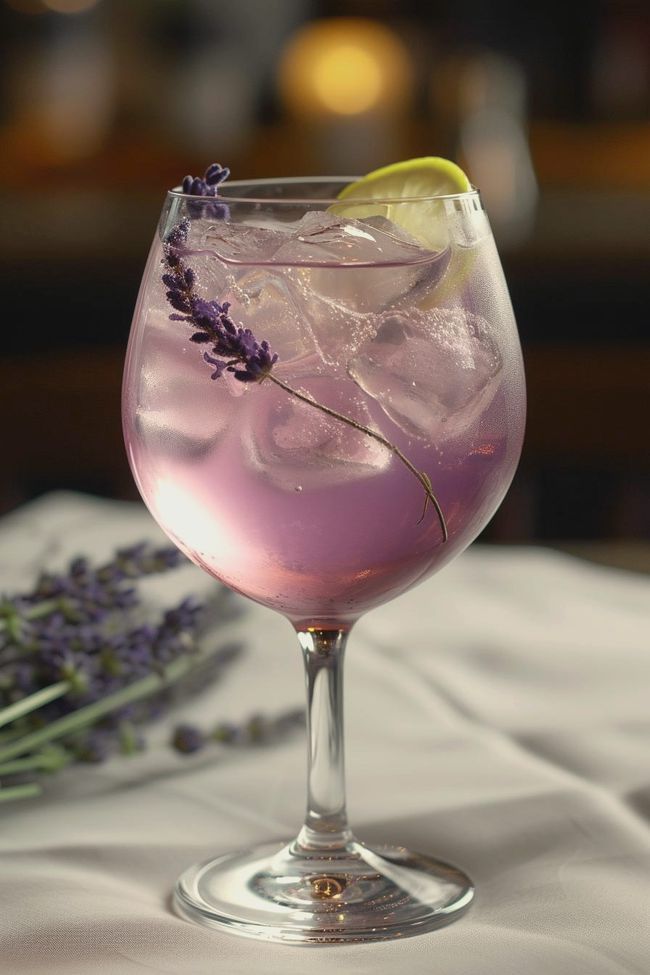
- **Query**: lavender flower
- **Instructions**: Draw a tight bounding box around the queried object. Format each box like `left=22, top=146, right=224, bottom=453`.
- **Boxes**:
left=181, top=162, right=230, bottom=219
left=74, top=729, right=112, bottom=764
left=0, top=549, right=213, bottom=766
left=162, top=223, right=278, bottom=383
left=0, top=544, right=305, bottom=803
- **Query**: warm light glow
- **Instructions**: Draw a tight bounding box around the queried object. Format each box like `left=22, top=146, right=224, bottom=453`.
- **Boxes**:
left=312, top=44, right=383, bottom=115
left=278, top=18, right=413, bottom=119
left=42, top=0, right=99, bottom=13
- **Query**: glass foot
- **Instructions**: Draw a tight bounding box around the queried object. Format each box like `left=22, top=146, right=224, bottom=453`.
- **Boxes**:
left=173, top=838, right=474, bottom=944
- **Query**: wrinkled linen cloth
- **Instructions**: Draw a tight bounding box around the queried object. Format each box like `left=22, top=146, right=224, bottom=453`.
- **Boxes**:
left=1, top=492, right=649, bottom=975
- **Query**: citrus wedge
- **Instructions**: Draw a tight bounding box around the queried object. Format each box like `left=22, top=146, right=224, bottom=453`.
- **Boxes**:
left=337, top=157, right=471, bottom=205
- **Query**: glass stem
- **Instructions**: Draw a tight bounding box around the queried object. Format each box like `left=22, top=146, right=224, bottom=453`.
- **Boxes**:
left=295, top=629, right=354, bottom=853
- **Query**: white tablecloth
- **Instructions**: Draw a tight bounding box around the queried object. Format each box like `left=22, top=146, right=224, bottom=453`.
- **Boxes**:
left=1, top=493, right=649, bottom=974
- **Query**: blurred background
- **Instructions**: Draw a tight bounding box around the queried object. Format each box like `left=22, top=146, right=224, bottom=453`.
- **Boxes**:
left=1, top=0, right=648, bottom=557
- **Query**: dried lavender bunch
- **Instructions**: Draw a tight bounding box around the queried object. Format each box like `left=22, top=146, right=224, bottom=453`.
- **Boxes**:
left=0, top=544, right=301, bottom=803
left=164, top=171, right=448, bottom=537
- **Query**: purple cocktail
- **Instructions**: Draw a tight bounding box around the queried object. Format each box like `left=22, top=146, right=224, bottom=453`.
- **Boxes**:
left=123, top=175, right=525, bottom=943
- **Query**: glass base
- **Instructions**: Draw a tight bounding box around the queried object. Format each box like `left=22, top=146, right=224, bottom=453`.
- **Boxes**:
left=173, top=838, right=474, bottom=944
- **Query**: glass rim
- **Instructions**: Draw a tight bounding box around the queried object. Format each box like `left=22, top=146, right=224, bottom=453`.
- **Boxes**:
left=167, top=176, right=481, bottom=206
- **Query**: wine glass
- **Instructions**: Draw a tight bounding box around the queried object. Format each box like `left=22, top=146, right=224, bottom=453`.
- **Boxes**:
left=122, top=176, right=525, bottom=944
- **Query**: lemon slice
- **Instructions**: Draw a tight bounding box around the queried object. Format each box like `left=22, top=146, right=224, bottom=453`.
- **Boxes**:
left=337, top=156, right=471, bottom=205
left=332, top=157, right=476, bottom=304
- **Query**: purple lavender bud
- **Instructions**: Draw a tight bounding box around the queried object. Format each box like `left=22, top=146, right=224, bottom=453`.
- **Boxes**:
left=13, top=662, right=35, bottom=694
left=76, top=730, right=112, bottom=763
left=205, top=201, right=230, bottom=221
left=70, top=557, right=89, bottom=577
left=204, top=353, right=230, bottom=379
left=155, top=548, right=184, bottom=569
left=205, top=163, right=230, bottom=185
left=165, top=219, right=190, bottom=248
left=177, top=166, right=230, bottom=220
left=190, top=332, right=211, bottom=344
left=190, top=298, right=217, bottom=328
left=163, top=597, right=201, bottom=632
left=172, top=723, right=206, bottom=754
left=167, top=291, right=191, bottom=314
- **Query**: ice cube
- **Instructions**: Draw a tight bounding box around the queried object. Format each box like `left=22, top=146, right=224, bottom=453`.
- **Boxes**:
left=220, top=260, right=377, bottom=371
left=286, top=276, right=377, bottom=368
left=296, top=215, right=451, bottom=316
left=199, top=218, right=290, bottom=264
left=200, top=210, right=446, bottom=271
left=221, top=267, right=321, bottom=376
left=199, top=211, right=384, bottom=266
left=244, top=377, right=390, bottom=490
left=185, top=213, right=454, bottom=372
left=274, top=214, right=451, bottom=366
left=348, top=307, right=502, bottom=442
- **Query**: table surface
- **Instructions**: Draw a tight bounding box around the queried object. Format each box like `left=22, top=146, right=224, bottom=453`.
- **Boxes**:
left=1, top=493, right=649, bottom=975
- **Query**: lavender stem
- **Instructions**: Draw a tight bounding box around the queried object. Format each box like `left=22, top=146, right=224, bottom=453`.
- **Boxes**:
left=0, top=641, right=215, bottom=764
left=0, top=783, right=42, bottom=803
left=0, top=681, right=70, bottom=731
left=265, top=374, right=448, bottom=541
left=0, top=751, right=70, bottom=776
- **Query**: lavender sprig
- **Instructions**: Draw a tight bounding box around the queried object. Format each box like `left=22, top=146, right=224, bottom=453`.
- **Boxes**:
left=162, top=226, right=278, bottom=383
left=163, top=170, right=448, bottom=538
left=0, top=545, right=304, bottom=802
left=0, top=544, right=211, bottom=749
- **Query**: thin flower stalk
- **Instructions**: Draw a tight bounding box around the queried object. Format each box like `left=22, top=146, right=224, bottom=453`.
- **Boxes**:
left=0, top=750, right=72, bottom=777
left=0, top=783, right=42, bottom=803
left=0, top=681, right=70, bottom=731
left=0, top=640, right=229, bottom=765
left=265, top=374, right=446, bottom=534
